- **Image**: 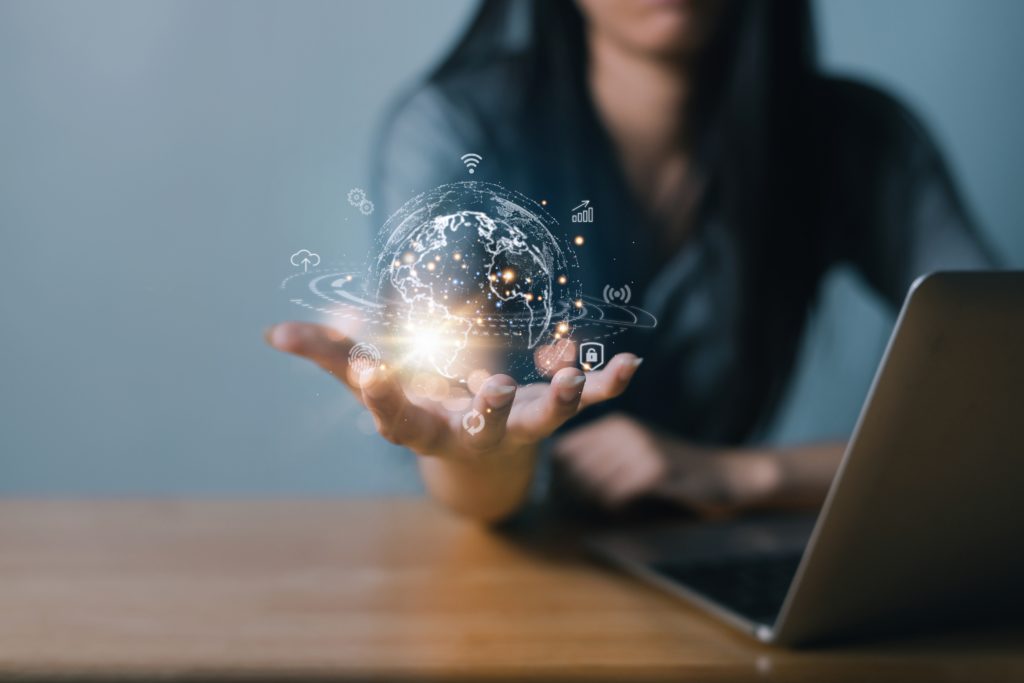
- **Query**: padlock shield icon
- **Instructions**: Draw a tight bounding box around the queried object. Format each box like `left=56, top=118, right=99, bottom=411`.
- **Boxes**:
left=579, top=341, right=605, bottom=371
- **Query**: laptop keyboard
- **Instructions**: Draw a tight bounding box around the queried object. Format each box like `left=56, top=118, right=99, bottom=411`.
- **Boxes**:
left=650, top=554, right=802, bottom=626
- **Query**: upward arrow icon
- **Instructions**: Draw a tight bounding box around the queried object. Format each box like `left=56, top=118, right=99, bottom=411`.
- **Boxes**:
left=572, top=200, right=590, bottom=212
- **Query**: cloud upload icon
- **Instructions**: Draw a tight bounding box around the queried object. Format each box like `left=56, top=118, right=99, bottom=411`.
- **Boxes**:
left=290, top=249, right=320, bottom=272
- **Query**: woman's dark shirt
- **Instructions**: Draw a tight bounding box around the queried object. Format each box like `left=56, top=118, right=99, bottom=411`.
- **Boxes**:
left=372, top=58, right=995, bottom=446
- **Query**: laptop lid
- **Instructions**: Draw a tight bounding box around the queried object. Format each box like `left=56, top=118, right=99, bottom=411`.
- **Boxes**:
left=771, top=272, right=1024, bottom=646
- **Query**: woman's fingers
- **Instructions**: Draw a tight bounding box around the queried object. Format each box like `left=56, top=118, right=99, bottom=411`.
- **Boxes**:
left=459, top=375, right=517, bottom=452
left=533, top=339, right=577, bottom=378
left=552, top=414, right=668, bottom=507
left=507, top=367, right=586, bottom=442
left=564, top=450, right=637, bottom=505
left=270, top=322, right=646, bottom=461
left=269, top=322, right=449, bottom=455
left=266, top=322, right=359, bottom=389
left=578, top=353, right=644, bottom=409
left=360, top=366, right=448, bottom=455
left=505, top=353, right=642, bottom=445
left=602, top=457, right=667, bottom=506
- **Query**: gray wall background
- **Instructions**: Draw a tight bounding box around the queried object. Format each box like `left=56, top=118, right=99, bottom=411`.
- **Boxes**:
left=1, top=0, right=1021, bottom=494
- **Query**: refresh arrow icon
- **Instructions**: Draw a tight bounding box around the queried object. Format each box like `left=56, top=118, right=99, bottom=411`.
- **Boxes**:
left=462, top=409, right=485, bottom=435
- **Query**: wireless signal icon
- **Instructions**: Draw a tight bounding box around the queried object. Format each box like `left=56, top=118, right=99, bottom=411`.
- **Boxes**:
left=602, top=284, right=632, bottom=305
left=460, top=153, right=483, bottom=174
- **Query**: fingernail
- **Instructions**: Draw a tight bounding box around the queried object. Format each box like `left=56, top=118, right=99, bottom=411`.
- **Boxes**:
left=483, top=383, right=516, bottom=408
left=555, top=374, right=586, bottom=402
left=264, top=326, right=276, bottom=345
left=619, top=357, right=644, bottom=380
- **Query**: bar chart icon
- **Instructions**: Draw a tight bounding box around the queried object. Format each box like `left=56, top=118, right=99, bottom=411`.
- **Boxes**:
left=571, top=200, right=594, bottom=223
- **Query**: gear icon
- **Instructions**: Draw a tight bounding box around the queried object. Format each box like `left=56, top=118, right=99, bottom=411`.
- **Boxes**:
left=347, top=187, right=367, bottom=206
left=359, top=199, right=375, bottom=215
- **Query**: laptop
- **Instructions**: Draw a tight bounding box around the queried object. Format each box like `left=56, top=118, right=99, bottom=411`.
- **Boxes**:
left=589, top=272, right=1024, bottom=646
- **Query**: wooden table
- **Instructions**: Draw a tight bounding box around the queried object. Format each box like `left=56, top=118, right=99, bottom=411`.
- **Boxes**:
left=0, top=499, right=1021, bottom=682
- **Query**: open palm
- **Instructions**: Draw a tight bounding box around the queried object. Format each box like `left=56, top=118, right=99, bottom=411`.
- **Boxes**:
left=267, top=322, right=643, bottom=461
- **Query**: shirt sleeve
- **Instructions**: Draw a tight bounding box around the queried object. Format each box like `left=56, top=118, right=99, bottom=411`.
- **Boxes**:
left=371, top=84, right=487, bottom=219
left=835, top=87, right=1000, bottom=308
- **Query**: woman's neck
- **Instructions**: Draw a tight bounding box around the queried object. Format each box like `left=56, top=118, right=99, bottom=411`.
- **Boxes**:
left=586, top=30, right=699, bottom=245
left=587, top=32, right=692, bottom=158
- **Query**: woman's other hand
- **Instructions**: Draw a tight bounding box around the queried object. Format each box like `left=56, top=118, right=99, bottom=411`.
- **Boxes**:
left=552, top=414, right=839, bottom=517
left=266, top=322, right=644, bottom=521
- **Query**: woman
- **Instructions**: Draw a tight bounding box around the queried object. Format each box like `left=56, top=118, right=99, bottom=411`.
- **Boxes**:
left=267, top=0, right=995, bottom=522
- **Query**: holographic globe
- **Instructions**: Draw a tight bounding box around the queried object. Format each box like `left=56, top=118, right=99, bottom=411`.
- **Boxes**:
left=373, top=182, right=581, bottom=380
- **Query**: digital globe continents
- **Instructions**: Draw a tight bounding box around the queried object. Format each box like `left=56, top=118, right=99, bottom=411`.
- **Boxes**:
left=372, top=182, right=581, bottom=381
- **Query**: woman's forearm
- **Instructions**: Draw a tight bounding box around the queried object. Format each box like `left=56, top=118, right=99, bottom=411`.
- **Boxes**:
left=417, top=447, right=537, bottom=523
left=719, top=441, right=846, bottom=511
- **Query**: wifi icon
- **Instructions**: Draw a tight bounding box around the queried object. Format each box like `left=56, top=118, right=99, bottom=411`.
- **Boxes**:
left=460, top=153, right=483, bottom=174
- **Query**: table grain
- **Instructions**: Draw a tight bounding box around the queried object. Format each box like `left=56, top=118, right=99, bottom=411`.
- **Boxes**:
left=0, top=499, right=1020, bottom=682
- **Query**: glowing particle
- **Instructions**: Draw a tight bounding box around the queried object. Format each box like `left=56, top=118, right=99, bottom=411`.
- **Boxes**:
left=557, top=275, right=567, bottom=285
left=574, top=236, right=584, bottom=246
left=426, top=262, right=436, bottom=271
left=574, top=299, right=583, bottom=308
left=502, top=269, right=515, bottom=282
left=557, top=322, right=568, bottom=334
left=453, top=253, right=462, bottom=261
left=540, top=199, right=548, bottom=206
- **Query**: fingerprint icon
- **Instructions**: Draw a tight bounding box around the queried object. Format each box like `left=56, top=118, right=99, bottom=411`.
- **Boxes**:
left=348, top=342, right=382, bottom=374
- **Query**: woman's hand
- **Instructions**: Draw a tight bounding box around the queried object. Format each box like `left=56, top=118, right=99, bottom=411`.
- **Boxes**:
left=552, top=414, right=842, bottom=516
left=551, top=413, right=736, bottom=515
left=266, top=322, right=644, bottom=521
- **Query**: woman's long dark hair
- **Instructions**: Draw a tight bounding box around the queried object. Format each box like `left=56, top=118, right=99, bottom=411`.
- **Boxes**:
left=427, top=0, right=824, bottom=441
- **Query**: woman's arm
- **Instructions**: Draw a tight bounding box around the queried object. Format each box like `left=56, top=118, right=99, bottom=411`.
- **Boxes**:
left=552, top=413, right=844, bottom=515
left=416, top=444, right=537, bottom=523
left=699, top=441, right=845, bottom=513
left=825, top=82, right=1000, bottom=308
